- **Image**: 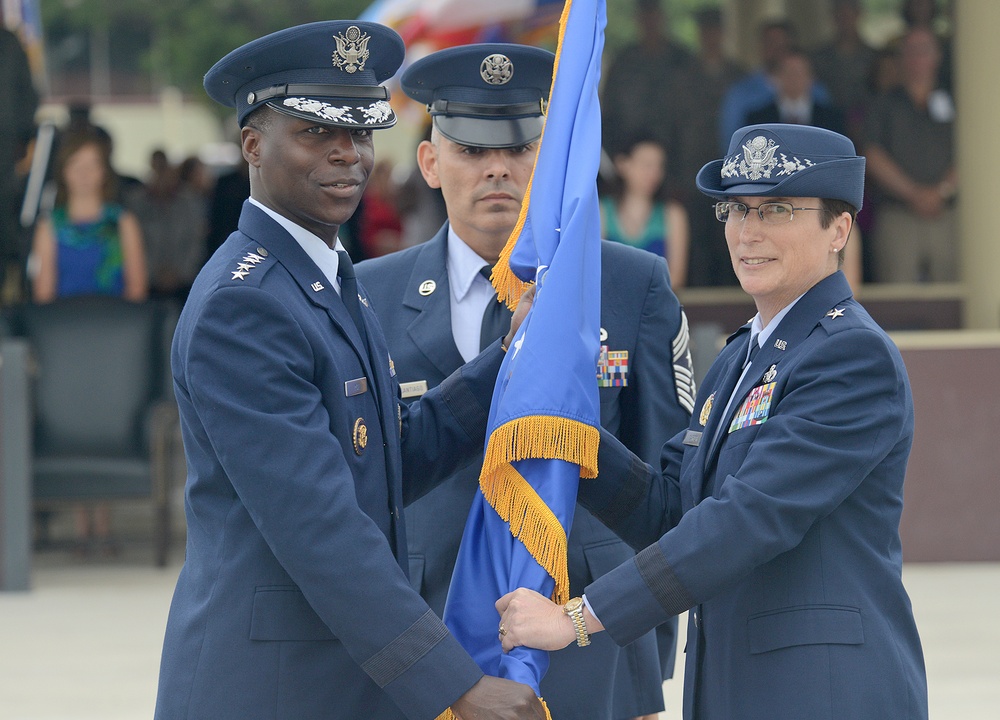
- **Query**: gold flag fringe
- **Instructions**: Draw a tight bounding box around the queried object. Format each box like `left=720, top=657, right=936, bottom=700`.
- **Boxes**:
left=482, top=415, right=599, bottom=480
left=490, top=0, right=573, bottom=312
left=435, top=697, right=552, bottom=720
left=479, top=415, right=600, bottom=608
left=483, top=462, right=569, bottom=605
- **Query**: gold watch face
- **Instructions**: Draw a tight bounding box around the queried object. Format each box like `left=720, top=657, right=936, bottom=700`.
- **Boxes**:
left=563, top=597, right=584, bottom=614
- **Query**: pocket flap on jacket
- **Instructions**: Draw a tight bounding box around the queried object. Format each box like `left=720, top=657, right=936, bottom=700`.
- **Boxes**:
left=747, top=605, right=863, bottom=655
left=250, top=586, right=337, bottom=642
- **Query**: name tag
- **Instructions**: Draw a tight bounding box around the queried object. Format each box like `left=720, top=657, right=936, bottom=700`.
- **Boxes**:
left=682, top=430, right=702, bottom=447
left=399, top=380, right=428, bottom=398
left=344, top=377, right=368, bottom=397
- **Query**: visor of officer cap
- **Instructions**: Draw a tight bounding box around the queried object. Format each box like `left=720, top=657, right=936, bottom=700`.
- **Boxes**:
left=695, top=124, right=866, bottom=211
left=401, top=43, right=554, bottom=148
left=204, top=21, right=404, bottom=128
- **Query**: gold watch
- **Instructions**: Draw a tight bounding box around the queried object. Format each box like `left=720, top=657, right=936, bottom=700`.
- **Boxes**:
left=563, top=596, right=591, bottom=647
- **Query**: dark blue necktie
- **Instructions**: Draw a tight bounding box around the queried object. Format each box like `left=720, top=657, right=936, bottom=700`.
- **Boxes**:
left=337, top=250, right=368, bottom=348
left=479, top=266, right=512, bottom=352
left=745, top=333, right=760, bottom=368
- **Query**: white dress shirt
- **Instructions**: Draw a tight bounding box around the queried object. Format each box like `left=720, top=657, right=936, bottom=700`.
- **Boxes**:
left=249, top=197, right=345, bottom=295
left=446, top=226, right=496, bottom=363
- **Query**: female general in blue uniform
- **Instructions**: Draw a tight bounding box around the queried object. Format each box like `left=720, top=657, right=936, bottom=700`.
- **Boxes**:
left=497, top=124, right=928, bottom=720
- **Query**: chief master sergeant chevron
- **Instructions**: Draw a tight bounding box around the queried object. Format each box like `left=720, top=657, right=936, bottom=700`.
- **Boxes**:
left=154, top=22, right=545, bottom=720
left=356, top=43, right=696, bottom=720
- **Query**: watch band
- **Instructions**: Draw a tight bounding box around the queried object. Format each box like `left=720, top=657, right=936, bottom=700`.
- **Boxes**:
left=563, top=597, right=591, bottom=647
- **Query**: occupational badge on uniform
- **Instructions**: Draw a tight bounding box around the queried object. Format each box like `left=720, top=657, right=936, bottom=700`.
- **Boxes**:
left=826, top=307, right=845, bottom=319
left=353, top=417, right=368, bottom=455
left=699, top=393, right=714, bottom=426
left=763, top=364, right=777, bottom=383
left=480, top=53, right=513, bottom=85
left=596, top=346, right=629, bottom=387
left=418, top=280, right=436, bottom=296
left=728, top=382, right=776, bottom=433
left=332, top=25, right=370, bottom=74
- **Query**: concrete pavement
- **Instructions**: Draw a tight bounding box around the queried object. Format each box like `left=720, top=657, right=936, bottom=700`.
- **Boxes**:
left=1, top=548, right=997, bottom=719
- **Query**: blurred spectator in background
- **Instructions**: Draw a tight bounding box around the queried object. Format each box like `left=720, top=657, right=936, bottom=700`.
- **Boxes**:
left=601, top=135, right=688, bottom=289
left=746, top=49, right=845, bottom=135
left=602, top=0, right=693, bottom=199
left=718, top=19, right=831, bottom=153
left=54, top=103, right=143, bottom=208
left=30, top=131, right=147, bottom=302
left=205, top=154, right=250, bottom=260
left=899, top=0, right=952, bottom=91
left=29, top=130, right=148, bottom=557
left=0, top=21, right=39, bottom=304
left=864, top=27, right=956, bottom=283
left=675, top=7, right=742, bottom=288
left=179, top=155, right=214, bottom=201
left=855, top=46, right=901, bottom=280
left=810, top=0, right=877, bottom=143
left=357, top=158, right=402, bottom=259
left=131, top=149, right=205, bottom=300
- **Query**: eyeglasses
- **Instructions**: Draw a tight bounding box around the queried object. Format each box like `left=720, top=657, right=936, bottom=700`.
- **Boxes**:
left=714, top=201, right=827, bottom=225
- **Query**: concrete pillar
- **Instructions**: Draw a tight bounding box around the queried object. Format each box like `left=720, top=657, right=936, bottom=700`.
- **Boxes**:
left=956, top=0, right=1000, bottom=328
left=0, top=340, right=32, bottom=592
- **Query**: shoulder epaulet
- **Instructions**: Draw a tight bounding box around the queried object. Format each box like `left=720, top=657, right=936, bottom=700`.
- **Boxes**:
left=819, top=303, right=864, bottom=333
left=223, top=246, right=273, bottom=286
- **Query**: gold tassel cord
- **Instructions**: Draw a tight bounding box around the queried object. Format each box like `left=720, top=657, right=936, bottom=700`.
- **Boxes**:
left=436, top=697, right=552, bottom=720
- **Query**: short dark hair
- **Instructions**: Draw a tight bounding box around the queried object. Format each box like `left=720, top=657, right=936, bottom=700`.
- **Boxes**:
left=819, top=198, right=857, bottom=228
left=819, top=198, right=857, bottom=267
left=242, top=105, right=274, bottom=132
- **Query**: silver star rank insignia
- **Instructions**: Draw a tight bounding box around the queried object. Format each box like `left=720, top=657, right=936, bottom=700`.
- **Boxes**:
left=232, top=269, right=249, bottom=280
left=826, top=308, right=845, bottom=319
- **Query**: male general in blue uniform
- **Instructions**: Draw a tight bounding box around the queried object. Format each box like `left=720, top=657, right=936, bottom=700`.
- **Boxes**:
left=498, top=124, right=928, bottom=720
left=154, top=23, right=546, bottom=720
left=357, top=44, right=695, bottom=720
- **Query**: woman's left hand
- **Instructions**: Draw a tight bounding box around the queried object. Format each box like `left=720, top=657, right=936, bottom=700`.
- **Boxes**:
left=495, top=588, right=575, bottom=654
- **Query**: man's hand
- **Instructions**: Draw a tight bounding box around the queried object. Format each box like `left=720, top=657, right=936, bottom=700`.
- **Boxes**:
left=451, top=676, right=547, bottom=719
left=495, top=588, right=575, bottom=654
left=503, top=284, right=536, bottom=351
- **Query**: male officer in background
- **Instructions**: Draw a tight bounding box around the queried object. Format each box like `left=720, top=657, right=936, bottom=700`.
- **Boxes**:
left=357, top=44, right=695, bottom=720
left=156, top=23, right=544, bottom=720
